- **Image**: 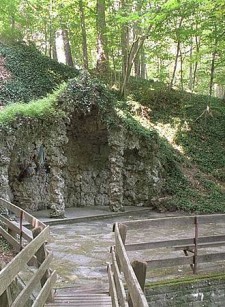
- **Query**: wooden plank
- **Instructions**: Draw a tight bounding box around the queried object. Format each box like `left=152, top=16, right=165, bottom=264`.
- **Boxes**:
left=0, top=262, right=12, bottom=307
left=146, top=252, right=225, bottom=270
left=0, top=226, right=50, bottom=296
left=0, top=198, right=45, bottom=229
left=128, top=261, right=147, bottom=307
left=146, top=255, right=193, bottom=268
left=197, top=252, right=225, bottom=263
left=33, top=227, right=50, bottom=288
left=121, top=214, right=225, bottom=230
left=121, top=216, right=195, bottom=230
left=111, top=246, right=128, bottom=307
left=198, top=214, right=225, bottom=225
left=125, top=238, right=194, bottom=251
left=114, top=223, right=149, bottom=307
left=0, top=226, right=21, bottom=252
left=0, top=216, right=33, bottom=242
left=173, top=241, right=225, bottom=250
left=125, top=235, right=225, bottom=251
left=11, top=253, right=53, bottom=307
left=32, top=270, right=57, bottom=307
left=107, top=263, right=119, bottom=307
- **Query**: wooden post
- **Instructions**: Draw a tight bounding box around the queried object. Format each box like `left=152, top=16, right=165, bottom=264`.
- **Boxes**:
left=0, top=262, right=12, bottom=307
left=114, top=223, right=127, bottom=272
left=128, top=260, right=147, bottom=307
left=193, top=216, right=199, bottom=274
left=32, top=227, right=53, bottom=302
left=118, top=224, right=127, bottom=245
left=19, top=211, right=24, bottom=250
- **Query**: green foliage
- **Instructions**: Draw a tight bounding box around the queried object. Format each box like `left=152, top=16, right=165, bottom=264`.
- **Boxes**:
left=0, top=84, right=66, bottom=125
left=128, top=77, right=225, bottom=213
left=0, top=42, right=78, bottom=105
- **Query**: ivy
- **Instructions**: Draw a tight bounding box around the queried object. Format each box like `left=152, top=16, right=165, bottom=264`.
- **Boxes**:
left=0, top=42, right=78, bottom=105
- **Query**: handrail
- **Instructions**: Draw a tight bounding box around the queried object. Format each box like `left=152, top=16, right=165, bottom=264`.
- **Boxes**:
left=108, top=214, right=225, bottom=307
left=108, top=222, right=148, bottom=307
left=121, top=214, right=225, bottom=275
left=0, top=198, right=56, bottom=306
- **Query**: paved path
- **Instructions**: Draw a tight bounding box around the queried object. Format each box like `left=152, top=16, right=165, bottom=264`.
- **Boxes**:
left=32, top=206, right=188, bottom=289
left=33, top=207, right=225, bottom=289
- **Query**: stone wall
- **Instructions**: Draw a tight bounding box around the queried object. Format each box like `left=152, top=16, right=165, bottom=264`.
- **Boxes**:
left=145, top=276, right=225, bottom=306
left=0, top=103, right=165, bottom=217
left=123, top=134, right=163, bottom=207
left=0, top=118, right=67, bottom=217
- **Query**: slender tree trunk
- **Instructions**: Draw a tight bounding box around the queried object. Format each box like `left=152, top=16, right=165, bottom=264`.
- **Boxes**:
left=192, top=27, right=201, bottom=91
left=134, top=54, right=141, bottom=77
left=180, top=45, right=184, bottom=91
left=170, top=40, right=180, bottom=89
left=121, top=3, right=129, bottom=82
left=170, top=17, right=183, bottom=89
left=209, top=49, right=216, bottom=97
left=62, top=29, right=73, bottom=67
left=44, top=23, right=48, bottom=56
left=48, top=0, right=54, bottom=58
left=120, top=35, right=147, bottom=97
left=140, top=47, right=146, bottom=79
left=79, top=0, right=89, bottom=69
left=133, top=1, right=143, bottom=78
left=52, top=38, right=58, bottom=61
left=189, top=38, right=193, bottom=92
left=96, top=0, right=109, bottom=72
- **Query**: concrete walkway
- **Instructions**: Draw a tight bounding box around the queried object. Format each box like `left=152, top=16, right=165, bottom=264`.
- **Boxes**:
left=32, top=205, right=153, bottom=225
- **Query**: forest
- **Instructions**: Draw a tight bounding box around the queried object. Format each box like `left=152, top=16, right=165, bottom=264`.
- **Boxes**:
left=1, top=0, right=225, bottom=98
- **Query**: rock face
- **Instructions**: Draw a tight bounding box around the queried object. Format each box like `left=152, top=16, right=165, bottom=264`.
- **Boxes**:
left=0, top=76, right=165, bottom=217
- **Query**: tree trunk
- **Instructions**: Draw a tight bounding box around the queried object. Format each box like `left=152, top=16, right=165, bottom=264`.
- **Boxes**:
left=62, top=29, right=74, bottom=67
left=120, top=35, right=147, bottom=97
left=96, top=0, right=109, bottom=72
left=140, top=47, right=146, bottom=79
left=209, top=49, right=216, bottom=97
left=79, top=0, right=89, bottom=69
left=180, top=44, right=184, bottom=90
left=170, top=40, right=180, bottom=89
left=170, top=17, right=183, bottom=89
left=189, top=38, right=193, bottom=92
left=192, top=26, right=201, bottom=92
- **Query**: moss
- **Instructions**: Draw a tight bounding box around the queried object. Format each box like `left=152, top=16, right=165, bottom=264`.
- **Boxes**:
left=145, top=272, right=225, bottom=289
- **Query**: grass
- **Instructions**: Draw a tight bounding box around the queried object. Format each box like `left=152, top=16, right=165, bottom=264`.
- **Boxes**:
left=0, top=84, right=66, bottom=125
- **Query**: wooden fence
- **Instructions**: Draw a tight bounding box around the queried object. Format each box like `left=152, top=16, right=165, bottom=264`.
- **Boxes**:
left=107, top=223, right=149, bottom=307
left=0, top=198, right=56, bottom=307
left=108, top=214, right=225, bottom=307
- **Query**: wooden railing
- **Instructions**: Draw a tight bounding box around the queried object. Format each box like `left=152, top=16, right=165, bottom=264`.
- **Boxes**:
left=108, top=214, right=225, bottom=307
left=107, top=223, right=149, bottom=307
left=0, top=198, right=56, bottom=307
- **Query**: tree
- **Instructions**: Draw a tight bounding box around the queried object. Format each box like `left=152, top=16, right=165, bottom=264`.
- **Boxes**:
left=96, top=0, right=109, bottom=72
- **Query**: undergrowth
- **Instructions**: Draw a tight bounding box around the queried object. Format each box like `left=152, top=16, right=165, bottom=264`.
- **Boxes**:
left=127, top=77, right=225, bottom=213
left=0, top=41, right=78, bottom=104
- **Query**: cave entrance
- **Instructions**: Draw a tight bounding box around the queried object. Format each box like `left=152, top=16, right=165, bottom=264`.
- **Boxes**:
left=64, top=108, right=110, bottom=207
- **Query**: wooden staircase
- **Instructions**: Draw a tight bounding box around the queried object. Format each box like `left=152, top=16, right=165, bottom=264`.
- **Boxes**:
left=45, top=287, right=112, bottom=307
